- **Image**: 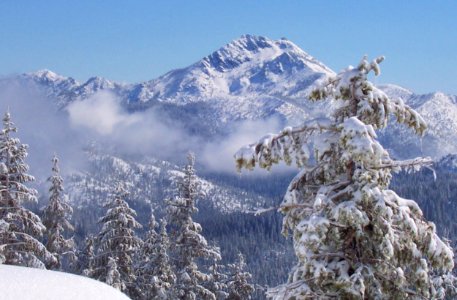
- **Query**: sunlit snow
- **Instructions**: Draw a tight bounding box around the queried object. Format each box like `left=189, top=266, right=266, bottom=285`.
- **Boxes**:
left=0, top=265, right=131, bottom=300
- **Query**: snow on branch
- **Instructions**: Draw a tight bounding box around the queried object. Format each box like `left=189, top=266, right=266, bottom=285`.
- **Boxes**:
left=235, top=119, right=335, bottom=171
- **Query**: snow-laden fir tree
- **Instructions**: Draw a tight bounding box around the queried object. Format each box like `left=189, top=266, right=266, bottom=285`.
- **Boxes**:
left=80, top=234, right=95, bottom=276
left=42, top=154, right=76, bottom=270
left=136, top=208, right=160, bottom=297
left=226, top=253, right=254, bottom=300
left=136, top=212, right=176, bottom=299
left=93, top=183, right=142, bottom=296
left=206, top=251, right=229, bottom=300
left=0, top=112, right=56, bottom=268
left=151, top=219, right=176, bottom=299
left=167, top=153, right=221, bottom=300
left=107, top=256, right=125, bottom=291
left=235, top=57, right=456, bottom=299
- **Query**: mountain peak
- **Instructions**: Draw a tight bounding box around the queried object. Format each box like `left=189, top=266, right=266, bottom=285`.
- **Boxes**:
left=201, top=35, right=333, bottom=75
left=84, top=76, right=112, bottom=86
left=228, top=34, right=274, bottom=51
left=136, top=35, right=335, bottom=105
left=26, top=69, right=68, bottom=82
left=201, top=35, right=275, bottom=72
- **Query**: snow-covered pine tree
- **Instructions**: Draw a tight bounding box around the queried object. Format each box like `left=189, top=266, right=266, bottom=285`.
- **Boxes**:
left=167, top=153, right=221, bottom=300
left=226, top=253, right=254, bottom=300
left=80, top=234, right=95, bottom=276
left=151, top=219, right=176, bottom=299
left=136, top=208, right=160, bottom=298
left=137, top=215, right=176, bottom=300
left=93, top=183, right=142, bottom=296
left=106, top=256, right=125, bottom=291
left=235, top=57, right=456, bottom=299
left=42, top=154, right=76, bottom=270
left=206, top=255, right=229, bottom=300
left=0, top=112, right=56, bottom=268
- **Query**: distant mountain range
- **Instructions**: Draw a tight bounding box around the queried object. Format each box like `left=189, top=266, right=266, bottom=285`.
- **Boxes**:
left=2, top=34, right=456, bottom=159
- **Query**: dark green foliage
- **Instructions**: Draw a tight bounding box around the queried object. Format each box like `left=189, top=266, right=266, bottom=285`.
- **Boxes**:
left=197, top=209, right=294, bottom=299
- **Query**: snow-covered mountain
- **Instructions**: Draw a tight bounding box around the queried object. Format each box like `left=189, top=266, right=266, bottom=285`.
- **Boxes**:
left=378, top=86, right=457, bottom=158
left=10, top=35, right=336, bottom=129
left=19, top=35, right=333, bottom=103
left=7, top=35, right=455, bottom=157
left=132, top=34, right=333, bottom=103
left=2, top=34, right=457, bottom=165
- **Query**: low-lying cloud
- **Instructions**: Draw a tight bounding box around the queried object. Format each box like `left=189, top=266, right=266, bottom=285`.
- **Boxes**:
left=67, top=92, right=200, bottom=161
left=0, top=85, right=292, bottom=180
left=67, top=91, right=291, bottom=174
left=68, top=91, right=140, bottom=135
left=201, top=118, right=284, bottom=172
left=0, top=82, right=88, bottom=180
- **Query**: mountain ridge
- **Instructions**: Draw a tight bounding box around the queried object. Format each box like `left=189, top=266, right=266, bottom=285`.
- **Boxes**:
left=2, top=34, right=457, bottom=159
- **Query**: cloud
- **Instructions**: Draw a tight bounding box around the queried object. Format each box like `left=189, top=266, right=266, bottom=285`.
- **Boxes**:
left=67, top=91, right=293, bottom=174
left=67, top=91, right=199, bottom=161
left=67, top=91, right=140, bottom=135
left=201, top=117, right=291, bottom=173
left=0, top=81, right=88, bottom=180
left=0, top=84, right=294, bottom=180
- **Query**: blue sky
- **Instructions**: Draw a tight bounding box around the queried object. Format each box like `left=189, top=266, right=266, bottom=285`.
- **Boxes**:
left=1, top=1, right=456, bottom=94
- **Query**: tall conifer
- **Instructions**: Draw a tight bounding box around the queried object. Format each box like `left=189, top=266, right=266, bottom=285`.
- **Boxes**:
left=0, top=112, right=55, bottom=268
left=236, top=57, right=456, bottom=299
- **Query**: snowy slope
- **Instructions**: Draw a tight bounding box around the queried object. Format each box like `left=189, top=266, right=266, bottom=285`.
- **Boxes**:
left=436, top=154, right=457, bottom=171
left=65, top=153, right=267, bottom=214
left=0, top=264, right=130, bottom=300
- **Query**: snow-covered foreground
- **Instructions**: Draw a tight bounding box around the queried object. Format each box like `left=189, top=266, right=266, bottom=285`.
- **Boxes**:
left=0, top=265, right=131, bottom=300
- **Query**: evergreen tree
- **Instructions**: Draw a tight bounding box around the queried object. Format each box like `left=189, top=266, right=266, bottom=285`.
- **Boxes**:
left=226, top=253, right=254, bottom=300
left=80, top=234, right=95, bottom=276
left=152, top=219, right=176, bottom=299
left=0, top=112, right=55, bottom=268
left=136, top=209, right=160, bottom=287
left=167, top=153, right=220, bottom=300
left=93, top=183, right=142, bottom=296
left=235, top=57, right=456, bottom=299
left=106, top=257, right=125, bottom=291
left=42, top=154, right=76, bottom=270
left=137, top=216, right=175, bottom=299
left=207, top=255, right=229, bottom=300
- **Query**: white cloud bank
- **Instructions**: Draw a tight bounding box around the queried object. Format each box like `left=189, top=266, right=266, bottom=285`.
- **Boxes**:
left=67, top=91, right=290, bottom=174
left=201, top=118, right=284, bottom=172
left=67, top=91, right=200, bottom=161
left=0, top=84, right=292, bottom=178
left=68, top=91, right=140, bottom=135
